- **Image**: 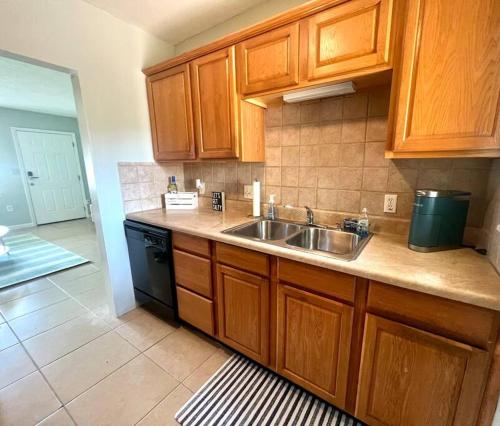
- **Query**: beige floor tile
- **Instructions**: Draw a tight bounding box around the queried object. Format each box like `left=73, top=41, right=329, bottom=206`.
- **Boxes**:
left=0, top=312, right=5, bottom=324
left=55, top=271, right=106, bottom=296
left=66, top=355, right=178, bottom=425
left=24, top=313, right=110, bottom=367
left=93, top=305, right=145, bottom=329
left=9, top=298, right=87, bottom=341
left=116, top=310, right=177, bottom=351
left=0, top=344, right=37, bottom=389
left=0, top=278, right=54, bottom=305
left=48, top=263, right=100, bottom=286
left=73, top=286, right=108, bottom=311
left=137, top=384, right=193, bottom=426
left=0, top=286, right=68, bottom=320
left=42, top=331, right=139, bottom=403
left=145, top=328, right=219, bottom=381
left=0, top=323, right=18, bottom=350
left=36, top=408, right=75, bottom=425
left=183, top=348, right=232, bottom=392
left=0, top=371, right=61, bottom=426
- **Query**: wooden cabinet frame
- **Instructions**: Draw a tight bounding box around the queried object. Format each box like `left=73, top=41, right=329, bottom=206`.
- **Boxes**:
left=146, top=64, right=196, bottom=161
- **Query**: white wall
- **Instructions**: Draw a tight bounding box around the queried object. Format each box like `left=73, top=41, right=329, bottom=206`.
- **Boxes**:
left=175, top=0, right=308, bottom=54
left=0, top=0, right=174, bottom=315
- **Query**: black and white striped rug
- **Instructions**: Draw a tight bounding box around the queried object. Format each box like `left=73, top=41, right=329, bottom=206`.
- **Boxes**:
left=175, top=353, right=363, bottom=426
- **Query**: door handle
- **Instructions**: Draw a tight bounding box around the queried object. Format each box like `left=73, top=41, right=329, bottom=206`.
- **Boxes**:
left=27, top=171, right=39, bottom=179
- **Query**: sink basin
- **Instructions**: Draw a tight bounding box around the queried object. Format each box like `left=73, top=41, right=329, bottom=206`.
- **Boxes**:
left=285, top=227, right=360, bottom=255
left=224, top=220, right=302, bottom=241
left=222, top=219, right=371, bottom=261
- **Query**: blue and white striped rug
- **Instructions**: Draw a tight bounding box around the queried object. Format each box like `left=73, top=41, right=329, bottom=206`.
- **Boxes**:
left=175, top=353, right=363, bottom=426
left=0, top=233, right=89, bottom=289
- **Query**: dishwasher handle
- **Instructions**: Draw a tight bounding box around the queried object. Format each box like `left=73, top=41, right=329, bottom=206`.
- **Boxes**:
left=144, top=235, right=167, bottom=251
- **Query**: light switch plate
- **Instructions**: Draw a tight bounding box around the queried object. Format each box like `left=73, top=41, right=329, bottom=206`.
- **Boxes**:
left=243, top=184, right=253, bottom=199
left=384, top=194, right=397, bottom=213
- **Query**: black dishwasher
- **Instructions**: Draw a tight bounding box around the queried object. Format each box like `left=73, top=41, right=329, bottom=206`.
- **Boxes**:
left=124, top=220, right=177, bottom=320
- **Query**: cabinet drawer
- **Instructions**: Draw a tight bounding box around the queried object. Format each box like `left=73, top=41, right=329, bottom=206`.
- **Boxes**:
left=367, top=281, right=497, bottom=349
left=176, top=286, right=215, bottom=336
left=173, top=249, right=212, bottom=298
left=173, top=232, right=210, bottom=257
left=215, top=242, right=269, bottom=276
left=278, top=258, right=355, bottom=303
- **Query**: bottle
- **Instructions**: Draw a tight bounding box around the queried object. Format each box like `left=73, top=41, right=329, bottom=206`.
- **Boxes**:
left=267, top=194, right=277, bottom=220
left=167, top=176, right=178, bottom=193
left=357, top=208, right=369, bottom=237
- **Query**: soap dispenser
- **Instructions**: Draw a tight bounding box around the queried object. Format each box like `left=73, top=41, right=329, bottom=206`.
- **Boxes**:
left=357, top=208, right=369, bottom=237
left=267, top=194, right=277, bottom=220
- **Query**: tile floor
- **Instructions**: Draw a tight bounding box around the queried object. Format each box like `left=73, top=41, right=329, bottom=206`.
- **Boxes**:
left=0, top=219, right=231, bottom=425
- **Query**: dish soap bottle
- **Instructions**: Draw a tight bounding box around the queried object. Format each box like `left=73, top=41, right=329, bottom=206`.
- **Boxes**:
left=167, top=176, right=178, bottom=193
left=357, top=208, right=369, bottom=237
left=267, top=194, right=277, bottom=220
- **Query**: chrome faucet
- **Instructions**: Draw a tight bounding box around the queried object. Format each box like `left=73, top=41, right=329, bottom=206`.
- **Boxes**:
left=305, top=206, right=314, bottom=225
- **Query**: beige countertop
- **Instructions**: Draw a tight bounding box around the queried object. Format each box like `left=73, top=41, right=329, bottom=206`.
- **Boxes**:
left=127, top=208, right=500, bottom=311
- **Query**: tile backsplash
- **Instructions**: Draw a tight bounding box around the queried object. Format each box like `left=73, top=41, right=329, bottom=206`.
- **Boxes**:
left=183, top=86, right=492, bottom=231
left=481, top=159, right=500, bottom=272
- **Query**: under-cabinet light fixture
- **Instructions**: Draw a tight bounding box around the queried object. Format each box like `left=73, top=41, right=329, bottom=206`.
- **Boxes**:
left=283, top=81, right=356, bottom=103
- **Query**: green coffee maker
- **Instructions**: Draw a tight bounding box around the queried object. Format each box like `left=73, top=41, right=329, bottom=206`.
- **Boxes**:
left=408, top=190, right=471, bottom=252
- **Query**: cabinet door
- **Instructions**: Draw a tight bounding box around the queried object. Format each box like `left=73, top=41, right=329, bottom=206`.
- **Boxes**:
left=356, top=314, right=489, bottom=426
left=191, top=47, right=238, bottom=159
left=146, top=64, right=195, bottom=161
left=216, top=264, right=269, bottom=364
left=390, top=0, right=500, bottom=156
left=302, top=0, right=392, bottom=81
left=277, top=284, right=353, bottom=407
left=237, top=23, right=299, bottom=95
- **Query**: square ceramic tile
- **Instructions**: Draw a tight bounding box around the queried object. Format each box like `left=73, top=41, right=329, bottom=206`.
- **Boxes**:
left=42, top=331, right=139, bottom=403
left=37, top=408, right=75, bottom=425
left=73, top=286, right=108, bottom=311
left=145, top=328, right=219, bottom=381
left=0, top=287, right=68, bottom=320
left=0, top=323, right=18, bottom=350
left=116, top=310, right=177, bottom=351
left=0, top=278, right=53, bottom=305
left=91, top=305, right=143, bottom=329
left=137, top=384, right=193, bottom=426
left=183, top=349, right=232, bottom=393
left=0, top=372, right=61, bottom=425
left=55, top=271, right=106, bottom=296
left=8, top=298, right=87, bottom=341
left=48, top=263, right=100, bottom=286
left=0, top=344, right=36, bottom=390
left=23, top=313, right=110, bottom=367
left=66, top=355, right=178, bottom=425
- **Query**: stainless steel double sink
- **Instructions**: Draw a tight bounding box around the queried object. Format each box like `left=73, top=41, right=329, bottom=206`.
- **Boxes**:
left=222, top=219, right=371, bottom=261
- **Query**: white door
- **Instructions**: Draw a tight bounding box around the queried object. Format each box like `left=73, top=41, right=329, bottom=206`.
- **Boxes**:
left=15, top=129, right=87, bottom=225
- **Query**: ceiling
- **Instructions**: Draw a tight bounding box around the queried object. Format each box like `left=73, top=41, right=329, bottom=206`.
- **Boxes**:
left=0, top=56, right=76, bottom=117
left=83, top=0, right=268, bottom=44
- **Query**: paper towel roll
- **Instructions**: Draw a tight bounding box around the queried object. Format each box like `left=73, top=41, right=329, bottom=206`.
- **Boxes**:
left=253, top=180, right=261, bottom=217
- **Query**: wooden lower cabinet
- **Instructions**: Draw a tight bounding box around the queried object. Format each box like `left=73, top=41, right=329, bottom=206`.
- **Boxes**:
left=177, top=286, right=215, bottom=336
left=356, top=314, right=489, bottom=426
left=277, top=284, right=353, bottom=407
left=216, top=264, right=270, bottom=365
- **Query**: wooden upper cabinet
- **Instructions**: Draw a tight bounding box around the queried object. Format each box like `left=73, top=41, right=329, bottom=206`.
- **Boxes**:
left=190, top=47, right=238, bottom=159
left=301, top=0, right=393, bottom=82
left=146, top=64, right=195, bottom=161
left=389, top=0, right=500, bottom=157
left=237, top=23, right=300, bottom=95
left=356, top=314, right=489, bottom=426
left=277, top=284, right=353, bottom=407
left=216, top=264, right=270, bottom=365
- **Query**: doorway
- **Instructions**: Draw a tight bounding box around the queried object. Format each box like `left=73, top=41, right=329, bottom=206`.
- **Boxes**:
left=12, top=128, right=88, bottom=225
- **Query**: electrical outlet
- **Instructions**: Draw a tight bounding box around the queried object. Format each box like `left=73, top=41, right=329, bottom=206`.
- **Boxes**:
left=6, top=205, right=14, bottom=212
left=384, top=194, right=397, bottom=213
left=243, top=184, right=253, bottom=199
